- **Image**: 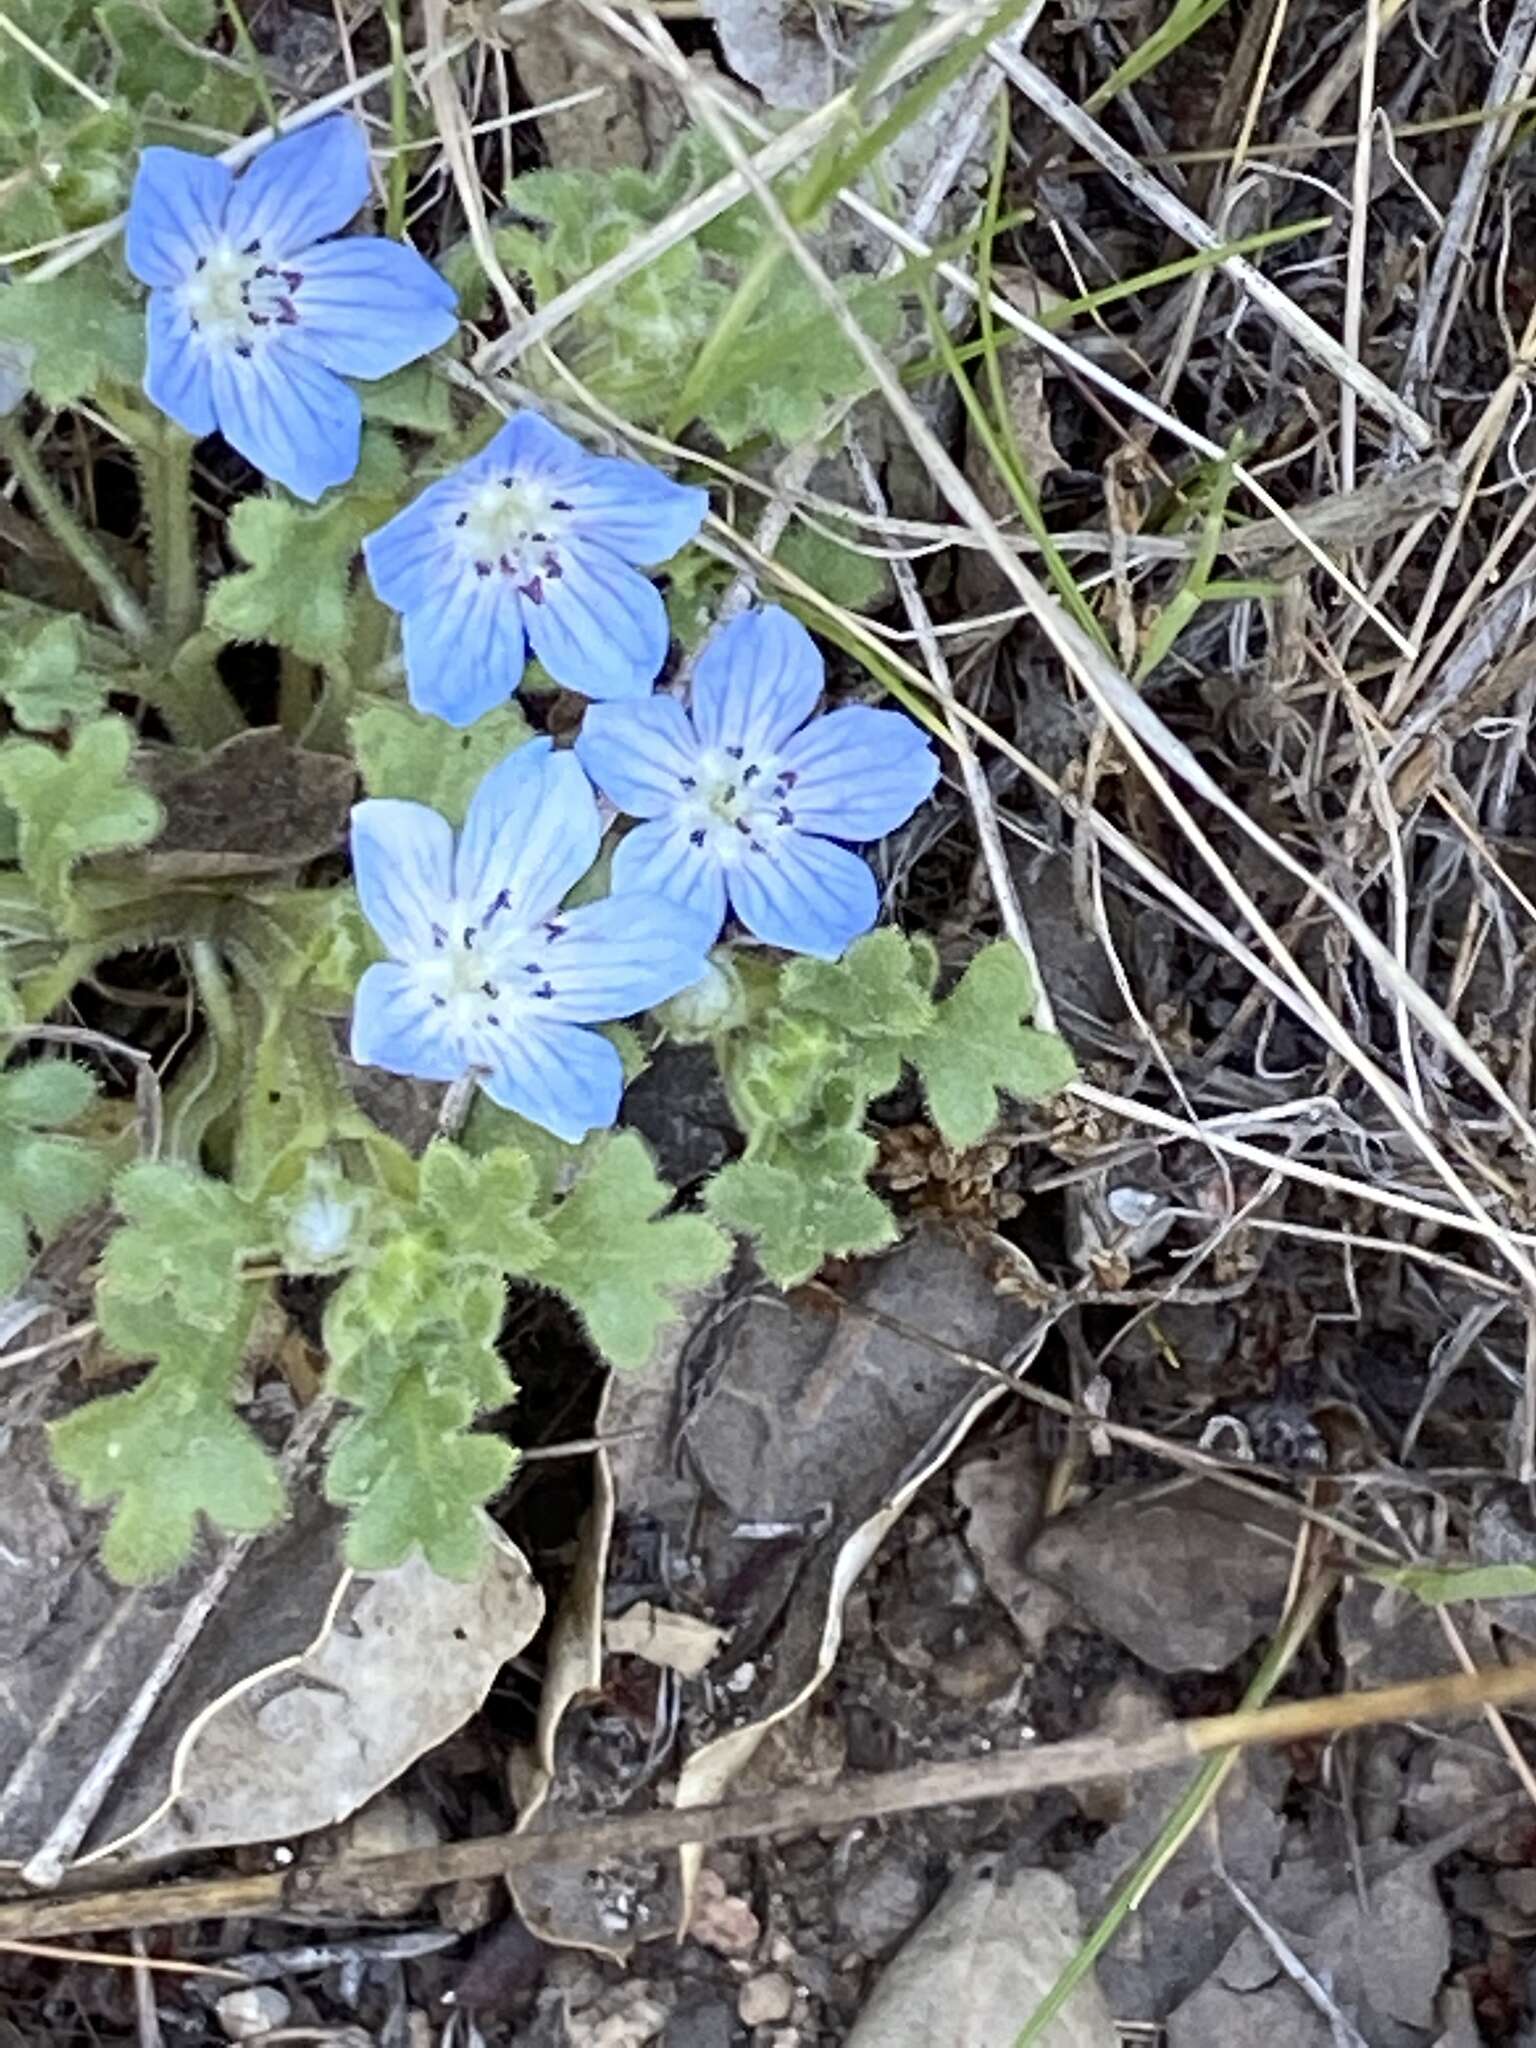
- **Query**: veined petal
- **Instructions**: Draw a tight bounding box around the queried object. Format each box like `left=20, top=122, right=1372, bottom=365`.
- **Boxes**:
left=144, top=290, right=215, bottom=438
left=691, top=606, right=822, bottom=760
left=473, top=408, right=586, bottom=487
left=209, top=342, right=360, bottom=501
left=524, top=547, right=670, bottom=699
left=224, top=114, right=371, bottom=259
left=610, top=818, right=728, bottom=936
left=557, top=457, right=706, bottom=566
left=456, top=741, right=601, bottom=929
left=400, top=568, right=526, bottom=728
left=285, top=237, right=458, bottom=380
left=350, top=961, right=465, bottom=1083
left=350, top=798, right=455, bottom=959
left=125, top=145, right=233, bottom=287
left=727, top=832, right=879, bottom=959
left=476, top=1019, right=623, bottom=1142
left=534, top=894, right=717, bottom=1023
left=363, top=481, right=460, bottom=614
left=575, top=696, right=699, bottom=819
left=775, top=705, right=939, bottom=840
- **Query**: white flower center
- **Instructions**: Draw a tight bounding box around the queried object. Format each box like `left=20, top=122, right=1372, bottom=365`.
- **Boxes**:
left=180, top=237, right=305, bottom=358
left=449, top=474, right=575, bottom=605
left=679, top=746, right=799, bottom=864
left=414, top=897, right=568, bottom=1047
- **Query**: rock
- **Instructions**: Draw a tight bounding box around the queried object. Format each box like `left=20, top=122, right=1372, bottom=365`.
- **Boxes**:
left=834, top=1848, right=930, bottom=1958
left=1026, top=1480, right=1293, bottom=1673
left=1469, top=1494, right=1536, bottom=1642
left=846, top=1859, right=1114, bottom=2047
left=953, top=1431, right=1073, bottom=1653
left=218, top=1986, right=292, bottom=2040
left=738, top=1975, right=795, bottom=2026
left=664, top=1998, right=736, bottom=2048
left=1356, top=1865, right=1453, bottom=2030
left=687, top=1866, right=761, bottom=1958
left=1166, top=1979, right=1333, bottom=2048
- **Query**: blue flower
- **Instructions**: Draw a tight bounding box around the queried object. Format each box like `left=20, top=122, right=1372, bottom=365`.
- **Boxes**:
left=125, top=116, right=458, bottom=502
left=349, top=738, right=715, bottom=1142
left=361, top=411, right=708, bottom=727
left=576, top=606, right=940, bottom=960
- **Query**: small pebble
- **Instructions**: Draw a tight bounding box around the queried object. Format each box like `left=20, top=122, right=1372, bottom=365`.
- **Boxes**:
left=217, top=1985, right=291, bottom=2040
left=737, top=1973, right=795, bottom=2026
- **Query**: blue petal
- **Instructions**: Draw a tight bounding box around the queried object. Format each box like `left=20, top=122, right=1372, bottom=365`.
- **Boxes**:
left=690, top=606, right=822, bottom=761
left=350, top=798, right=454, bottom=959
left=610, top=818, right=728, bottom=937
left=524, top=547, right=670, bottom=699
left=552, top=451, right=707, bottom=564
left=351, top=962, right=465, bottom=1082
left=455, top=740, right=601, bottom=928
left=477, top=1019, right=623, bottom=1142
left=224, top=115, right=371, bottom=258
left=285, top=236, right=458, bottom=380
left=400, top=570, right=526, bottom=727
left=209, top=341, right=360, bottom=500
left=727, top=832, right=879, bottom=958
left=144, top=290, right=215, bottom=437
left=125, top=145, right=232, bottom=287
left=472, top=409, right=585, bottom=486
left=575, top=696, right=699, bottom=819
left=775, top=705, right=939, bottom=840
left=363, top=480, right=463, bottom=614
left=534, top=894, right=717, bottom=1022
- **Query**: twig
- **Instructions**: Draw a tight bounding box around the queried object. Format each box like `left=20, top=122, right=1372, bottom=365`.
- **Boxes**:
left=3, top=1660, right=1535, bottom=1943
left=0, top=417, right=149, bottom=644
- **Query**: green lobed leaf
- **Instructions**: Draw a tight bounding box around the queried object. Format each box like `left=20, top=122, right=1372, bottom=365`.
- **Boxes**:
left=0, top=615, right=107, bottom=730
left=776, top=520, right=889, bottom=612
left=49, top=1328, right=284, bottom=1583
left=349, top=698, right=533, bottom=824
left=325, top=1369, right=517, bottom=1577
left=912, top=942, right=1078, bottom=1147
left=0, top=261, right=143, bottom=406
left=417, top=1139, right=555, bottom=1270
left=97, top=1159, right=270, bottom=1340
left=0, top=1054, right=108, bottom=1293
left=206, top=434, right=406, bottom=664
left=527, top=1131, right=731, bottom=1367
left=361, top=362, right=457, bottom=434
left=0, top=715, right=162, bottom=914
left=707, top=1128, right=896, bottom=1288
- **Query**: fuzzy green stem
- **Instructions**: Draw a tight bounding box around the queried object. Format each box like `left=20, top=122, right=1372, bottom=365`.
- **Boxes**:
left=145, top=628, right=243, bottom=750
left=383, top=0, right=409, bottom=238
left=142, top=424, right=202, bottom=653
left=0, top=416, right=150, bottom=644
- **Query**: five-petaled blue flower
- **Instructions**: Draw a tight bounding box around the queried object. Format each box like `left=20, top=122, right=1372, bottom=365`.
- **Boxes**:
left=362, top=411, right=708, bottom=726
left=349, top=739, right=715, bottom=1141
left=576, top=606, right=939, bottom=960
left=125, top=115, right=458, bottom=503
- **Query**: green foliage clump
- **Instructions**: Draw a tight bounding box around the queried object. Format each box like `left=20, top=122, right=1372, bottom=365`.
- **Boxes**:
left=0, top=1054, right=110, bottom=1294
left=708, top=932, right=1077, bottom=1284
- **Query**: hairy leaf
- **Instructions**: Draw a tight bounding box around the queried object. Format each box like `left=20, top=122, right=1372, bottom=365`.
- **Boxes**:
left=325, top=1369, right=516, bottom=1577
left=0, top=261, right=143, bottom=405
left=0, top=615, right=107, bottom=730
left=350, top=698, right=533, bottom=824
left=0, top=1055, right=109, bottom=1293
left=913, top=942, right=1078, bottom=1147
left=707, top=1128, right=896, bottom=1288
left=97, top=1160, right=270, bottom=1339
left=529, top=1132, right=730, bottom=1367
left=207, top=434, right=406, bottom=664
left=49, top=1321, right=284, bottom=1582
left=0, top=715, right=162, bottom=913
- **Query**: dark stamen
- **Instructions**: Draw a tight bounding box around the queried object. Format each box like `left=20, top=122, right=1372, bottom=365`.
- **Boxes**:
left=779, top=769, right=798, bottom=789
left=518, top=576, right=545, bottom=606
left=551, top=498, right=573, bottom=512
left=241, top=237, right=261, bottom=255
left=523, top=961, right=543, bottom=975
left=234, top=341, right=253, bottom=359
left=275, top=298, right=299, bottom=326
left=734, top=818, right=752, bottom=835
left=679, top=775, right=696, bottom=791
left=488, top=1014, right=501, bottom=1027
left=542, top=553, right=563, bottom=581
left=194, top=254, right=207, bottom=272
left=534, top=980, right=555, bottom=1000
left=462, top=926, right=476, bottom=948
left=431, top=995, right=447, bottom=1009
left=749, top=838, right=766, bottom=854
left=247, top=312, right=270, bottom=327
left=689, top=828, right=706, bottom=847
left=475, top=561, right=492, bottom=578
left=189, top=316, right=200, bottom=332
left=431, top=923, right=447, bottom=948
left=281, top=269, right=302, bottom=291
left=777, top=806, right=794, bottom=826
left=742, top=763, right=761, bottom=784
left=454, top=512, right=468, bottom=528
left=544, top=920, right=566, bottom=941
left=484, top=888, right=511, bottom=923
left=501, top=475, right=515, bottom=488
left=482, top=981, right=500, bottom=998
left=726, top=745, right=744, bottom=760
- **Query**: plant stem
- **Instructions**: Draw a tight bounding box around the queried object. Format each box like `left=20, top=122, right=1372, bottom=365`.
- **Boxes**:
left=0, top=416, right=150, bottom=645
left=146, top=628, right=243, bottom=750
left=142, top=423, right=202, bottom=653
left=383, top=0, right=409, bottom=237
